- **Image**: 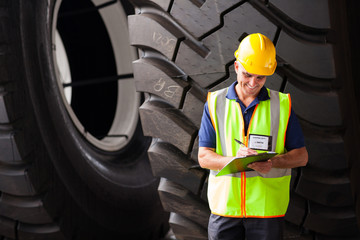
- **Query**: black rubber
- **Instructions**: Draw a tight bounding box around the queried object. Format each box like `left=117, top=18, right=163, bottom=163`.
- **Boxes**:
left=0, top=0, right=169, bottom=239
left=128, top=0, right=360, bottom=239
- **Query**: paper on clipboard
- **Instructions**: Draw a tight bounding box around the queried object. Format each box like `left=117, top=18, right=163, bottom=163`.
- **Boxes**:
left=216, top=152, right=278, bottom=177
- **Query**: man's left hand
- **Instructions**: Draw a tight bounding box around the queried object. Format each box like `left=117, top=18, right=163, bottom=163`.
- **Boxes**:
left=248, top=160, right=272, bottom=174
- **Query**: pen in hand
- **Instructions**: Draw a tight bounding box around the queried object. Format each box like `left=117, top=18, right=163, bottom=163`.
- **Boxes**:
left=234, top=138, right=258, bottom=157
left=234, top=138, right=246, bottom=147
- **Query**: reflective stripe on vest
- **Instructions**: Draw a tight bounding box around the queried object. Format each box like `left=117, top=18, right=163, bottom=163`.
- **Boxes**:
left=207, top=87, right=291, bottom=218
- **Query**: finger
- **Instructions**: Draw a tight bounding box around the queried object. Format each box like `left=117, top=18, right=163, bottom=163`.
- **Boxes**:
left=237, top=148, right=257, bottom=156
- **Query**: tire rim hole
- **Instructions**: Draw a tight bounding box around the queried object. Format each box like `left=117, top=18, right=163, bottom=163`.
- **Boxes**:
left=53, top=0, right=139, bottom=151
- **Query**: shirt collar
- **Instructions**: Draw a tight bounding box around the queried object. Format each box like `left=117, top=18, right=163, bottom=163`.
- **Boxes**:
left=226, top=81, right=270, bottom=103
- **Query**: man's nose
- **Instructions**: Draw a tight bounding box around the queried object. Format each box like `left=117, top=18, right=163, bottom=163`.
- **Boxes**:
left=249, top=77, right=258, bottom=85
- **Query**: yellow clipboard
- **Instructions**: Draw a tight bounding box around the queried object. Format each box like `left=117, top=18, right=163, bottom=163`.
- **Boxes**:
left=216, top=152, right=278, bottom=177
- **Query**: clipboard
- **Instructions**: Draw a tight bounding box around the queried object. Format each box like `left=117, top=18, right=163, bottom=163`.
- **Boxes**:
left=216, top=152, right=278, bottom=177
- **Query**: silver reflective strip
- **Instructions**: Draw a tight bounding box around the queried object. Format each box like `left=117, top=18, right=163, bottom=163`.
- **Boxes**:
left=269, top=90, right=280, bottom=152
left=216, top=88, right=229, bottom=157
left=210, top=169, right=242, bottom=178
left=212, top=168, right=291, bottom=178
left=246, top=167, right=291, bottom=178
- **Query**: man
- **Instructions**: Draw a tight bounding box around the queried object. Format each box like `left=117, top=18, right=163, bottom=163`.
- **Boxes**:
left=198, top=33, right=308, bottom=240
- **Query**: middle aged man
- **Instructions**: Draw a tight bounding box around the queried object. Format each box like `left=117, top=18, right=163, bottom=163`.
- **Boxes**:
left=198, top=33, right=308, bottom=240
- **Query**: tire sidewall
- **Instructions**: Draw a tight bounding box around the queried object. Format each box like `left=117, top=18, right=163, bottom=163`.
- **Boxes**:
left=19, top=0, right=166, bottom=234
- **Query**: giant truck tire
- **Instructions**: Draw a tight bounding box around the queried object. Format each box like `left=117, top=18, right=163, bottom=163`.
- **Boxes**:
left=0, top=0, right=169, bottom=239
left=128, top=0, right=360, bottom=239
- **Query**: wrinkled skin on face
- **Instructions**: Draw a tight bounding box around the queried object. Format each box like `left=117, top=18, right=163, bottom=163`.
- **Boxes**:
left=234, top=61, right=267, bottom=106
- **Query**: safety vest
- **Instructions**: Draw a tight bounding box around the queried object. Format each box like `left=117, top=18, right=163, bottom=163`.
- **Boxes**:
left=207, top=87, right=292, bottom=218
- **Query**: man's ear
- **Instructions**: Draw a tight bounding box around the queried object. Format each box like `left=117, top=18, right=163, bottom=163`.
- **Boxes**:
left=234, top=61, right=239, bottom=73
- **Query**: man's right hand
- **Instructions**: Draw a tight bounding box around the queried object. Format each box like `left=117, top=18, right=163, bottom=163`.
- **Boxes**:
left=236, top=146, right=258, bottom=158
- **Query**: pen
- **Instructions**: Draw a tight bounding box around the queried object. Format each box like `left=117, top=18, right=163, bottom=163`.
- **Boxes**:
left=234, top=138, right=246, bottom=147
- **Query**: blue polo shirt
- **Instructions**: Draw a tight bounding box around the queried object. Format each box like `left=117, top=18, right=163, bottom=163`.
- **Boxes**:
left=199, top=81, right=305, bottom=151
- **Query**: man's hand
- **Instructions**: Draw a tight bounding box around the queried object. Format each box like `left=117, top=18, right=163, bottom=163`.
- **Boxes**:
left=236, top=146, right=274, bottom=173
left=248, top=160, right=272, bottom=174
left=236, top=146, right=257, bottom=158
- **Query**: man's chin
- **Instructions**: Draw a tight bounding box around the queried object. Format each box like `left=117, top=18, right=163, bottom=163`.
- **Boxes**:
left=245, top=88, right=259, bottom=95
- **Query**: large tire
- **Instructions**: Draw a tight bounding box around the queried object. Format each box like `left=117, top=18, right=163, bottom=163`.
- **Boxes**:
left=128, top=0, right=360, bottom=239
left=0, top=0, right=168, bottom=239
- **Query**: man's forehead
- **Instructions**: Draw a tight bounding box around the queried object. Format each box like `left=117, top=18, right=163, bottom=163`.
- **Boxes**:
left=241, top=69, right=265, bottom=78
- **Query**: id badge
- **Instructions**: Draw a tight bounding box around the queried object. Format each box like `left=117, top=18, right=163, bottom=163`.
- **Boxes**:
left=248, top=134, right=272, bottom=151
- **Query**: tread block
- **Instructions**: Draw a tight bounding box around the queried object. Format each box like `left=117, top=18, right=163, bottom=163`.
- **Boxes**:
left=140, top=100, right=197, bottom=154
left=285, top=191, right=307, bottom=226
left=148, top=141, right=205, bottom=194
left=277, top=31, right=335, bottom=79
left=0, top=216, right=16, bottom=239
left=303, top=201, right=359, bottom=237
left=265, top=73, right=284, bottom=92
left=175, top=2, right=277, bottom=88
left=0, top=92, right=10, bottom=123
left=158, top=178, right=210, bottom=228
left=285, top=82, right=342, bottom=126
left=295, top=168, right=353, bottom=207
left=315, top=233, right=360, bottom=240
left=0, top=194, right=52, bottom=224
left=170, top=0, right=239, bottom=37
left=271, top=0, right=330, bottom=29
left=169, top=213, right=207, bottom=240
left=133, top=58, right=189, bottom=108
left=149, top=0, right=172, bottom=11
left=283, top=221, right=313, bottom=240
left=209, top=68, right=237, bottom=92
left=0, top=164, right=36, bottom=196
left=190, top=136, right=199, bottom=163
left=182, top=87, right=206, bottom=128
left=0, top=83, right=25, bottom=124
left=277, top=64, right=335, bottom=94
left=200, top=176, right=208, bottom=202
left=0, top=130, right=21, bottom=163
left=17, top=222, right=65, bottom=240
left=128, top=14, right=181, bottom=59
left=304, top=136, right=347, bottom=171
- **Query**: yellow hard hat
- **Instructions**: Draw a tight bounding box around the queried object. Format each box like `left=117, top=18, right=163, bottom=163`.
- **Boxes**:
left=234, top=33, right=277, bottom=76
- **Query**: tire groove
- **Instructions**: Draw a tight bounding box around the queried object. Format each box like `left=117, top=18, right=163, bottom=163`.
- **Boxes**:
left=188, top=0, right=205, bottom=8
left=14, top=220, right=18, bottom=240
left=198, top=0, right=247, bottom=40
left=249, top=0, right=331, bottom=44
left=276, top=65, right=337, bottom=95
left=205, top=61, right=235, bottom=90
left=299, top=117, right=344, bottom=140
left=17, top=222, right=64, bottom=240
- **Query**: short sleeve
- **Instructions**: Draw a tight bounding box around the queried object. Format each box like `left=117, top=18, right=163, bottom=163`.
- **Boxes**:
left=285, top=109, right=305, bottom=151
left=198, top=102, right=216, bottom=148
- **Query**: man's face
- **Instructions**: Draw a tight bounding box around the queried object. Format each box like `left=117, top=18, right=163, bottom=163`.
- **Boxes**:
left=234, top=61, right=267, bottom=99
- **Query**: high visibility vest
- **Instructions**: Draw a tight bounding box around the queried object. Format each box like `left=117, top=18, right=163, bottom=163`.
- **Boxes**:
left=207, top=87, right=292, bottom=218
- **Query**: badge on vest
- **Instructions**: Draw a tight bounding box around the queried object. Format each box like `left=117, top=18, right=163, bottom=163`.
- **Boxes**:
left=248, top=134, right=272, bottom=151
